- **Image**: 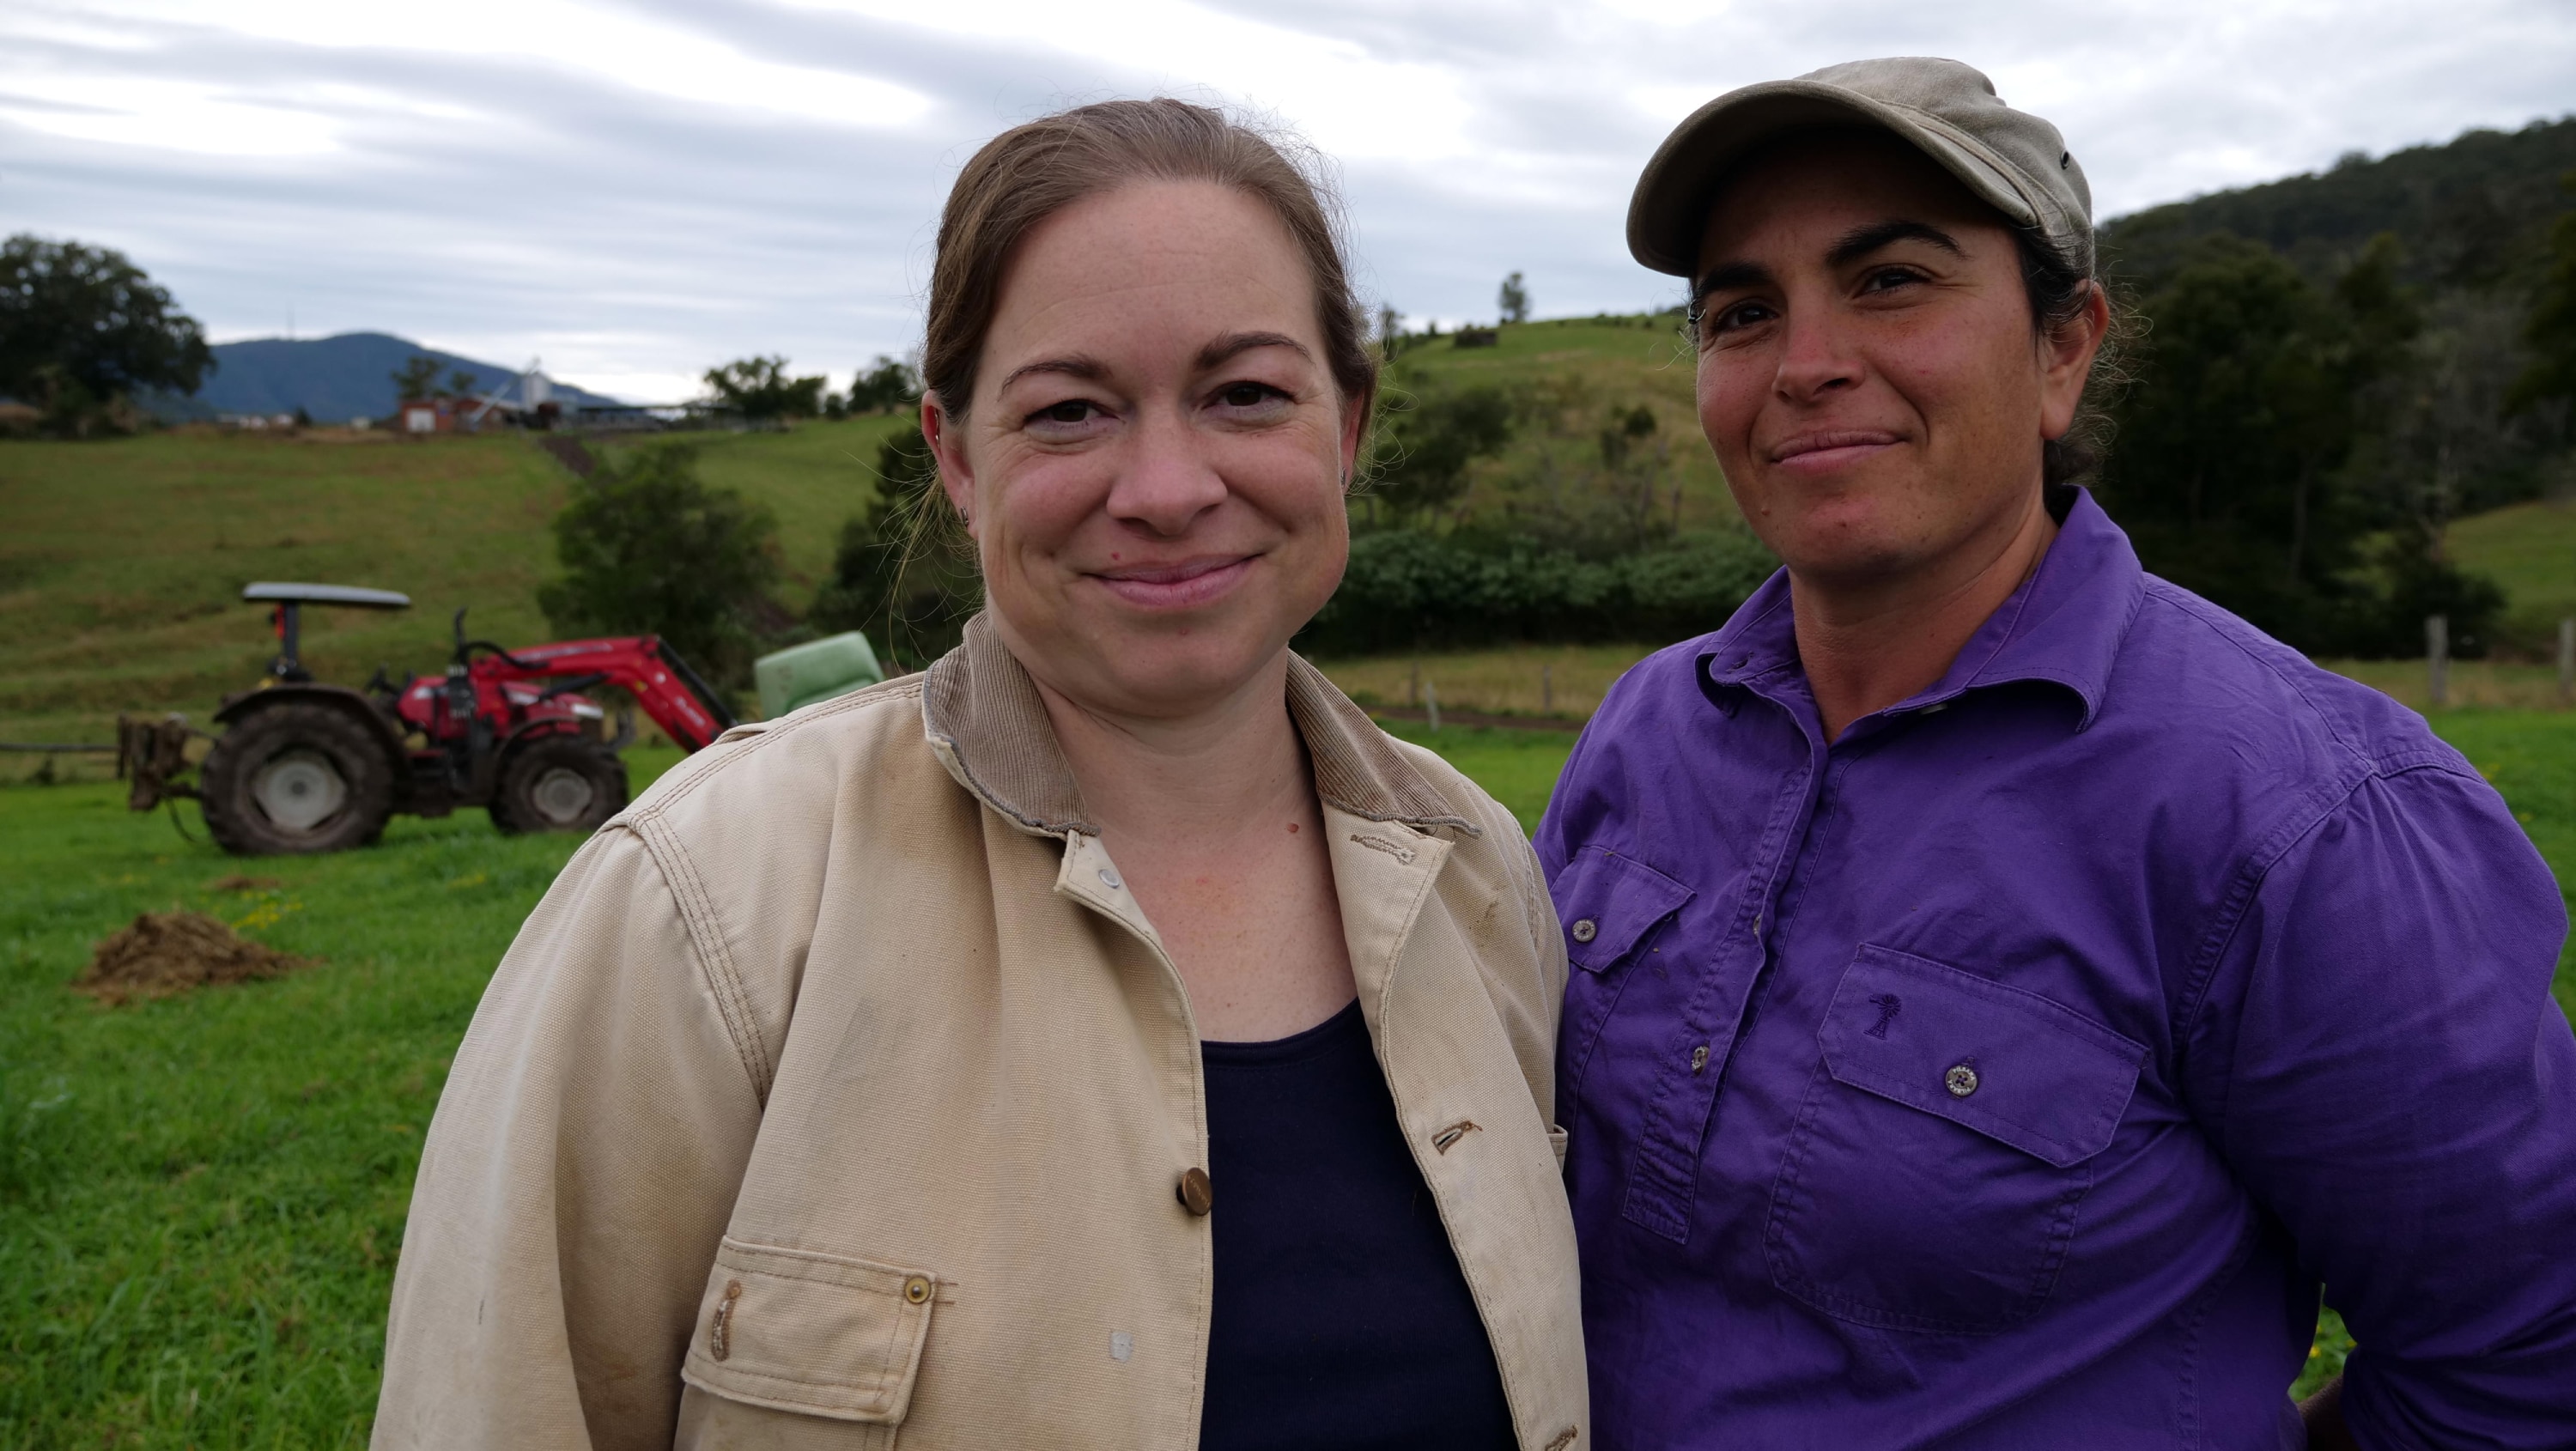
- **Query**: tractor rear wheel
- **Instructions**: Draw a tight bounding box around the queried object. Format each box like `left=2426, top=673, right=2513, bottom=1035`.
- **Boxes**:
left=489, top=736, right=628, bottom=836
left=200, top=702, right=398, bottom=855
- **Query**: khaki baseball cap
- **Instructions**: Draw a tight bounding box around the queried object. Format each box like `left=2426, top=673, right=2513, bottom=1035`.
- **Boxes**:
left=1627, top=57, right=2093, bottom=281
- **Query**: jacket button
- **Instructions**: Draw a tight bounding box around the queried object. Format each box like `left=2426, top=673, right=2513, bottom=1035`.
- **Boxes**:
left=1945, top=1064, right=1979, bottom=1098
left=1176, top=1167, right=1214, bottom=1216
left=1570, top=919, right=1598, bottom=944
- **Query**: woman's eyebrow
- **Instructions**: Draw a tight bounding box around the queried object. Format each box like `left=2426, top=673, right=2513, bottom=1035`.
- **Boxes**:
left=1692, top=261, right=1771, bottom=309
left=1826, top=218, right=1964, bottom=267
left=1196, top=331, right=1312, bottom=370
left=999, top=354, right=1108, bottom=391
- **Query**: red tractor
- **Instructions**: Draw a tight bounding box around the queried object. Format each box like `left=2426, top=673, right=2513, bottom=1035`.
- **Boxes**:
left=125, top=582, right=738, bottom=855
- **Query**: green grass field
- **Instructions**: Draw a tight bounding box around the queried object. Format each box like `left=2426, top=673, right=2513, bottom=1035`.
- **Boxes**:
left=4, top=707, right=2565, bottom=1440
left=0, top=420, right=908, bottom=750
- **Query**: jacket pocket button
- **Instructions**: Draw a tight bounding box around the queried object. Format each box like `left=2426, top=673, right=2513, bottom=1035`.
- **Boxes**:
left=1945, top=1064, right=1979, bottom=1098
left=1570, top=918, right=1598, bottom=944
left=903, top=1276, right=931, bottom=1304
left=1176, top=1167, right=1214, bottom=1216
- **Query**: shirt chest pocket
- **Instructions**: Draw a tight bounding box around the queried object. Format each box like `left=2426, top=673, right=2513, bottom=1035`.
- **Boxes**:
left=1764, top=944, right=2146, bottom=1336
left=680, top=1236, right=941, bottom=1436
left=1551, top=847, right=1695, bottom=1093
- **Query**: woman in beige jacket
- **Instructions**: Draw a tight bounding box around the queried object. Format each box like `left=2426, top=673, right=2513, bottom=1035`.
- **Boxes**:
left=374, top=100, right=1586, bottom=1450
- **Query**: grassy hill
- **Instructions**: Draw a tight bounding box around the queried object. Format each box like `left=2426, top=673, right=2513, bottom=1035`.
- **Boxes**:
left=1367, top=316, right=1744, bottom=531
left=0, top=418, right=908, bottom=746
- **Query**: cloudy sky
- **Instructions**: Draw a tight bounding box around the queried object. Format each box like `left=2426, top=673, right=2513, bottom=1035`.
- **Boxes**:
left=5, top=0, right=2570, bottom=402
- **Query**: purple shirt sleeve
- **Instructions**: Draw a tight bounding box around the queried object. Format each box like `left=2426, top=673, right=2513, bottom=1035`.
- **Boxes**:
left=2190, top=762, right=2576, bottom=1448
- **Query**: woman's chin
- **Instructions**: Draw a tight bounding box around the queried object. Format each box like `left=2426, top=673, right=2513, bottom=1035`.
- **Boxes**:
left=1060, top=618, right=1294, bottom=718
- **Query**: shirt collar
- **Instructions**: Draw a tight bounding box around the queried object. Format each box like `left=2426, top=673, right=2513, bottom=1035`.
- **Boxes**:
left=1698, top=486, right=2144, bottom=732
left=921, top=611, right=1479, bottom=839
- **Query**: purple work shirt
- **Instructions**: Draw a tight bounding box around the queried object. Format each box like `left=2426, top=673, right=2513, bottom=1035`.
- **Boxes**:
left=1537, top=488, right=2576, bottom=1449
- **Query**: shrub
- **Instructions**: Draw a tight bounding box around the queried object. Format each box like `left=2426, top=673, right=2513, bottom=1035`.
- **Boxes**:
left=808, top=424, right=981, bottom=668
left=538, top=444, right=781, bottom=685
left=1299, top=525, right=1774, bottom=655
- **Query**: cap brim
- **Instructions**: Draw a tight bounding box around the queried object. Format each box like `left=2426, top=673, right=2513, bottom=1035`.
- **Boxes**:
left=1627, top=80, right=2041, bottom=278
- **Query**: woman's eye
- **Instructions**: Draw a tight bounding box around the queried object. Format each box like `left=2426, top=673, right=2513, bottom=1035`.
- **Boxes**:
left=1703, top=300, right=1775, bottom=341
left=1037, top=400, right=1093, bottom=425
left=1216, top=382, right=1285, bottom=410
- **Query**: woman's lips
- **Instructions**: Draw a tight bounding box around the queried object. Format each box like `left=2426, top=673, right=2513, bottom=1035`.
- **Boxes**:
left=1769, top=429, right=1903, bottom=473
left=1088, top=555, right=1255, bottom=610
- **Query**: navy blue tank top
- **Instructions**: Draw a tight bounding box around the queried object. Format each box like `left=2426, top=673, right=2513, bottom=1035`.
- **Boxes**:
left=1197, top=999, right=1516, bottom=1450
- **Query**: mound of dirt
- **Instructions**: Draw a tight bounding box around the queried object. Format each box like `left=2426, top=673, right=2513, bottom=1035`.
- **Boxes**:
left=76, top=910, right=310, bottom=1005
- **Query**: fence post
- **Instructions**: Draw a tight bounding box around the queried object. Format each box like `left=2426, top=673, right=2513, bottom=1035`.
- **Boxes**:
left=2558, top=617, right=2573, bottom=708
left=1407, top=661, right=1419, bottom=707
left=1425, top=679, right=1442, bottom=733
left=2426, top=614, right=2449, bottom=709
left=1541, top=663, right=1554, bottom=715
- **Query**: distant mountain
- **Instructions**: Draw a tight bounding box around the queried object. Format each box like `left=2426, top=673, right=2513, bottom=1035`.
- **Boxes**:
left=169, top=332, right=629, bottom=423
left=2102, top=116, right=2576, bottom=290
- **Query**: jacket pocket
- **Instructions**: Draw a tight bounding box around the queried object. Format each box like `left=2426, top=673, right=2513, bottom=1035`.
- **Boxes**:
left=681, top=1236, right=941, bottom=1424
left=1763, top=944, right=2146, bottom=1335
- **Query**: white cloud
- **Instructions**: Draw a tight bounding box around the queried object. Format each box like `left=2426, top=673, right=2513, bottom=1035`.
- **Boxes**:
left=2, top=0, right=2567, bottom=398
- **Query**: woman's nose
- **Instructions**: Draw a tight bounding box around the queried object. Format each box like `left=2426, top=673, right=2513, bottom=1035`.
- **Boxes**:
left=1104, top=410, right=1228, bottom=536
left=1771, top=301, right=1862, bottom=402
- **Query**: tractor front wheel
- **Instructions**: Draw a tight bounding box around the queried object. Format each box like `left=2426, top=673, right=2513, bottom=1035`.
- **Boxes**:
left=489, top=735, right=628, bottom=836
left=199, top=702, right=398, bottom=856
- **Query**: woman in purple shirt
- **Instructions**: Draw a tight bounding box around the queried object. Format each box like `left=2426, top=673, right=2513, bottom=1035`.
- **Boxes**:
left=1540, top=57, right=2576, bottom=1449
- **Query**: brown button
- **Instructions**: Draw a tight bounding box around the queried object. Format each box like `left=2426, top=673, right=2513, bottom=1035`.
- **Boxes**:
left=1176, top=1167, right=1214, bottom=1216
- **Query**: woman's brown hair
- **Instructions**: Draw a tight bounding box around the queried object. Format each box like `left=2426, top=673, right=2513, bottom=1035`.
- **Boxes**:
left=924, top=98, right=1377, bottom=428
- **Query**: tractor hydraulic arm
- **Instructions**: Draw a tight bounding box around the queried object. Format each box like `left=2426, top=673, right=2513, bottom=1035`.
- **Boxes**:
left=477, top=636, right=737, bottom=752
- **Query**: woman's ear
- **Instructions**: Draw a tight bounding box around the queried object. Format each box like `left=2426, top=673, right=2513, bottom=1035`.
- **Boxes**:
left=921, top=393, right=977, bottom=536
left=1338, top=383, right=1374, bottom=489
left=2038, top=281, right=2111, bottom=442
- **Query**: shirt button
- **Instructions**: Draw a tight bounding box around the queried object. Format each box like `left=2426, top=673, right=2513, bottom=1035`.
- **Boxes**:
left=1176, top=1167, right=1214, bottom=1216
left=903, top=1276, right=931, bottom=1304
left=1570, top=918, right=1598, bottom=944
left=1098, top=866, right=1122, bottom=889
left=1690, top=1045, right=1710, bottom=1073
left=1945, top=1064, right=1979, bottom=1098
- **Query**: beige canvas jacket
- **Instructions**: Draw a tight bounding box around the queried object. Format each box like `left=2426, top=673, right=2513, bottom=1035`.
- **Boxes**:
left=374, top=615, right=1587, bottom=1450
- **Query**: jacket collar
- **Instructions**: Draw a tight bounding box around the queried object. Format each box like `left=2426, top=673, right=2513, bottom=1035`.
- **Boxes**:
left=922, top=611, right=1478, bottom=839
left=1701, top=485, right=2144, bottom=731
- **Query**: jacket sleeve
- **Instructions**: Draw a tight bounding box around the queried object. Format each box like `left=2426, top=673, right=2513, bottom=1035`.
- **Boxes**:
left=2190, top=762, right=2576, bottom=1449
left=374, top=825, right=766, bottom=1450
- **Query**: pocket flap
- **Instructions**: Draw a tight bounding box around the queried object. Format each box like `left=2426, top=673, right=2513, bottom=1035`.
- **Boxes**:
left=1819, top=945, right=2146, bottom=1168
left=1551, top=847, right=1694, bottom=973
left=681, top=1237, right=940, bottom=1424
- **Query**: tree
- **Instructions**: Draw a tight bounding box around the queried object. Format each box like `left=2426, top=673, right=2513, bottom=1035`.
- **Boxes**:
left=2101, top=233, right=2498, bottom=654
left=1367, top=382, right=1516, bottom=518
left=1498, top=271, right=1530, bottom=325
left=390, top=355, right=476, bottom=402
left=1372, top=303, right=1399, bottom=361
left=808, top=423, right=981, bottom=666
left=846, top=355, right=921, bottom=414
left=538, top=445, right=782, bottom=685
left=2506, top=175, right=2576, bottom=416
left=703, top=355, right=828, bottom=421
left=0, top=234, right=211, bottom=434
